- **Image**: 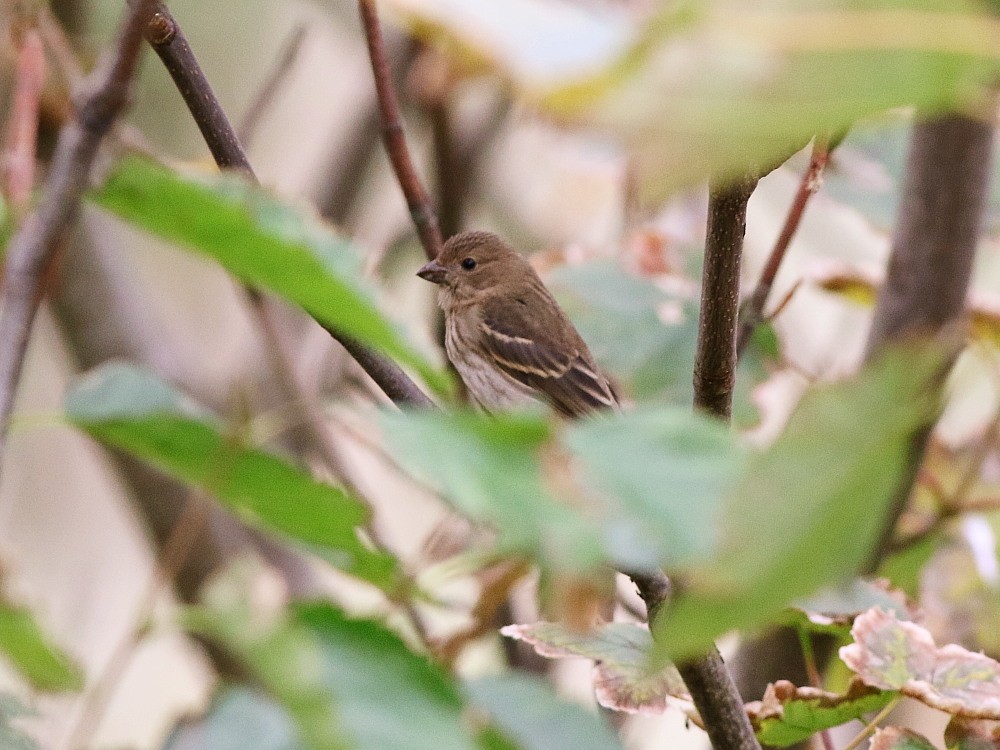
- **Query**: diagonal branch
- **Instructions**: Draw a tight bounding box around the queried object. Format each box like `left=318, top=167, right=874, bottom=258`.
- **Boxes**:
left=2, top=28, right=47, bottom=214
left=0, top=0, right=157, bottom=481
left=358, top=0, right=443, bottom=261
left=141, top=2, right=433, bottom=410
left=736, top=139, right=830, bottom=357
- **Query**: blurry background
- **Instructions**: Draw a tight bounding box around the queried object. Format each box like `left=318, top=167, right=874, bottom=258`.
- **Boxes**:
left=1, top=0, right=999, bottom=747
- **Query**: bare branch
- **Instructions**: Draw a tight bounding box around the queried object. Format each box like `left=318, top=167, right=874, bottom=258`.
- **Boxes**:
left=736, top=139, right=830, bottom=357
left=694, top=176, right=759, bottom=420
left=141, top=1, right=254, bottom=175
left=2, top=28, right=46, bottom=213
left=237, top=23, right=308, bottom=147
left=0, top=0, right=157, bottom=481
left=862, top=112, right=994, bottom=572
left=140, top=3, right=434, bottom=410
left=358, top=0, right=443, bottom=261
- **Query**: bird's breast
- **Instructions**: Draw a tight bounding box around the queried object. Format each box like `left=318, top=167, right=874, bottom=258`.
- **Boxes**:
left=444, top=311, right=538, bottom=413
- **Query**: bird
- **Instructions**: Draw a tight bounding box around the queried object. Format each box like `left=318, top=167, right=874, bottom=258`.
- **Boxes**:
left=417, top=231, right=618, bottom=418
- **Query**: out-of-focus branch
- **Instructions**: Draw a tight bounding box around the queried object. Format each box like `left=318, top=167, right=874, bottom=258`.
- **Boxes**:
left=316, top=37, right=417, bottom=225
left=862, top=112, right=994, bottom=572
left=237, top=23, right=307, bottom=147
left=0, top=0, right=157, bottom=482
left=358, top=0, right=443, bottom=261
left=140, top=3, right=433, bottom=411
left=735, top=139, right=830, bottom=357
left=2, top=28, right=46, bottom=213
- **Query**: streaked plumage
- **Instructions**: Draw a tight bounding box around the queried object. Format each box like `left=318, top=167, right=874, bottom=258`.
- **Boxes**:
left=417, top=231, right=617, bottom=417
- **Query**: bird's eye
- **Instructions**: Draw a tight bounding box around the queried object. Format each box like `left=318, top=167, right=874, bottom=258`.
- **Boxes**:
left=460, top=257, right=477, bottom=271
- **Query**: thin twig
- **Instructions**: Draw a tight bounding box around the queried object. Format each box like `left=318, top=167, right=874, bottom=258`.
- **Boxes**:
left=237, top=23, right=307, bottom=147
left=796, top=626, right=835, bottom=750
left=358, top=0, right=443, bottom=261
left=0, top=0, right=157, bottom=485
left=316, top=38, right=418, bottom=225
left=37, top=7, right=85, bottom=87
left=841, top=697, right=901, bottom=750
left=64, top=491, right=211, bottom=750
left=2, top=28, right=46, bottom=214
left=141, top=2, right=433, bottom=411
left=736, top=139, right=830, bottom=358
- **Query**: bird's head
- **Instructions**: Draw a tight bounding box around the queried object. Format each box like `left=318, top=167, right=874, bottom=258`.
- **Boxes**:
left=417, top=231, right=532, bottom=303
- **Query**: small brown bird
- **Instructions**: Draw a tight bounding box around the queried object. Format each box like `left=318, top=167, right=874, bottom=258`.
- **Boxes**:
left=417, top=231, right=617, bottom=417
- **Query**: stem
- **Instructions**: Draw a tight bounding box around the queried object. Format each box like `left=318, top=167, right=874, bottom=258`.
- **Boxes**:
left=841, top=697, right=901, bottom=750
left=2, top=28, right=46, bottom=214
left=0, top=0, right=157, bottom=487
left=64, top=492, right=211, bottom=750
left=693, top=176, right=759, bottom=419
left=797, top=627, right=835, bottom=750
left=736, top=139, right=830, bottom=357
left=358, top=0, right=443, bottom=261
left=631, top=176, right=762, bottom=750
left=237, top=23, right=307, bottom=147
left=862, top=113, right=994, bottom=573
left=142, top=2, right=254, bottom=175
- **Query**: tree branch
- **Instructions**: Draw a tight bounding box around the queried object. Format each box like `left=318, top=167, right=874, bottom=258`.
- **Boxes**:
left=629, top=177, right=762, bottom=750
left=141, top=3, right=434, bottom=411
left=736, top=139, right=830, bottom=357
left=862, top=112, right=994, bottom=572
left=142, top=2, right=253, bottom=175
left=670, top=176, right=764, bottom=750
left=358, top=0, right=443, bottom=261
left=237, top=23, right=307, bottom=147
left=0, top=0, right=157, bottom=481
left=2, top=27, right=46, bottom=214
left=694, top=177, right=759, bottom=420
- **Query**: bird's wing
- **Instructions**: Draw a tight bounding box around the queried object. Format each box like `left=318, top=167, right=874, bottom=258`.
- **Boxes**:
left=479, top=294, right=617, bottom=417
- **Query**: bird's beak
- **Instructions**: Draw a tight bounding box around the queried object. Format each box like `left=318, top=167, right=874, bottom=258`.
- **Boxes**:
left=417, top=259, right=448, bottom=285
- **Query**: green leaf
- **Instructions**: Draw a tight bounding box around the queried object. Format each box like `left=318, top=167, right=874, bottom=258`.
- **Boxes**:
left=383, top=409, right=609, bottom=572
left=548, top=0, right=1000, bottom=200
left=652, top=342, right=948, bottom=662
left=786, top=578, right=914, bottom=635
left=163, top=687, right=304, bottom=750
left=186, top=562, right=478, bottom=750
left=0, top=601, right=82, bottom=692
left=88, top=156, right=447, bottom=394
left=385, top=406, right=741, bottom=574
left=65, top=362, right=398, bottom=591
left=750, top=682, right=897, bottom=747
left=466, top=674, right=625, bottom=750
left=549, top=262, right=764, bottom=425
left=296, top=603, right=476, bottom=750
left=566, top=408, right=743, bottom=569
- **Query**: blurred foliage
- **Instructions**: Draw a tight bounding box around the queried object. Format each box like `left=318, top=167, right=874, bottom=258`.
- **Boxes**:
left=0, top=598, right=82, bottom=693
left=0, top=0, right=997, bottom=747
left=653, top=341, right=947, bottom=661
left=392, top=0, right=1000, bottom=200
left=65, top=363, right=399, bottom=590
